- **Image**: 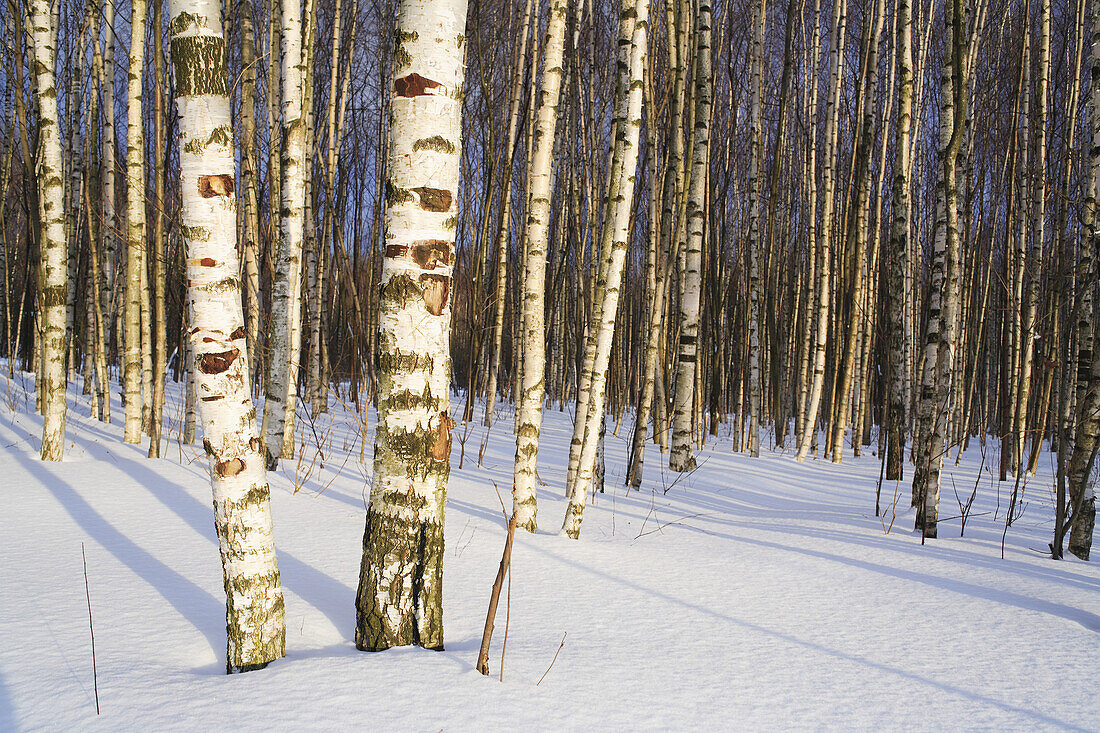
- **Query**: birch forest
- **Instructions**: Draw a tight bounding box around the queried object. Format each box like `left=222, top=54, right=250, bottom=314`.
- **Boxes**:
left=1, top=0, right=1098, bottom=708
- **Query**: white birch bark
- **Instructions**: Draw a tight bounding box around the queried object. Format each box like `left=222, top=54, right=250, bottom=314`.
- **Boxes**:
left=354, top=0, right=467, bottom=649
left=563, top=0, right=650, bottom=539
left=746, top=0, right=766, bottom=458
left=29, top=0, right=67, bottom=461
left=168, top=0, right=286, bottom=671
left=565, top=0, right=636, bottom=495
left=1067, top=0, right=1100, bottom=560
left=669, top=0, right=712, bottom=473
left=512, top=0, right=569, bottom=532
left=261, top=0, right=308, bottom=466
left=795, top=0, right=847, bottom=462
left=101, top=0, right=117, bottom=355
left=886, top=0, right=913, bottom=480
left=912, top=0, right=965, bottom=538
left=123, top=0, right=147, bottom=444
left=483, top=0, right=536, bottom=427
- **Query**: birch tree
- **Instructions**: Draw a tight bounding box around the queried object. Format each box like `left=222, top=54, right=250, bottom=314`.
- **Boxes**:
left=354, top=0, right=467, bottom=650
left=912, top=0, right=966, bottom=539
left=261, top=0, right=308, bottom=467
left=886, top=0, right=914, bottom=480
left=669, top=0, right=712, bottom=473
left=1065, top=0, right=1100, bottom=561
left=123, top=0, right=147, bottom=444
left=795, top=0, right=846, bottom=462
left=168, top=0, right=286, bottom=671
left=511, top=0, right=569, bottom=531
left=29, top=0, right=67, bottom=460
left=563, top=0, right=650, bottom=539
left=745, top=0, right=766, bottom=458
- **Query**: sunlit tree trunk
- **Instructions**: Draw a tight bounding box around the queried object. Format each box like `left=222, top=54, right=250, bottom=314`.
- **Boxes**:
left=149, top=0, right=168, bottom=457
left=354, top=0, right=467, bottom=650
left=239, top=0, right=262, bottom=376
left=745, top=0, right=766, bottom=458
left=886, top=0, right=914, bottom=481
left=262, top=0, right=308, bottom=466
left=123, top=0, right=147, bottom=445
left=913, top=0, right=966, bottom=539
left=669, top=0, right=712, bottom=473
left=1066, top=0, right=1100, bottom=561
left=512, top=0, right=568, bottom=531
left=29, top=0, right=67, bottom=461
left=483, top=0, right=535, bottom=427
left=796, top=0, right=847, bottom=462
left=563, top=0, right=650, bottom=538
left=168, top=0, right=286, bottom=672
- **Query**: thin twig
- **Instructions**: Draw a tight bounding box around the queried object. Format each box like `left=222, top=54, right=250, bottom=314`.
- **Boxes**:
left=537, top=632, right=567, bottom=686
left=82, top=543, right=100, bottom=715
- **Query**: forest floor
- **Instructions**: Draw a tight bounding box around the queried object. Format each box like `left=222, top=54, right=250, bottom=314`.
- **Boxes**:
left=0, top=367, right=1097, bottom=731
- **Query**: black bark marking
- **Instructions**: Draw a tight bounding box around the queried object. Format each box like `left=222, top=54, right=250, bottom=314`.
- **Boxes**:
left=230, top=326, right=247, bottom=340
left=419, top=274, right=449, bottom=316
left=394, top=73, right=442, bottom=97
left=385, top=244, right=408, bottom=259
left=199, top=257, right=217, bottom=267
left=198, top=348, right=240, bottom=374
left=198, top=174, right=235, bottom=198
left=411, top=187, right=452, bottom=212
left=170, top=35, right=228, bottom=97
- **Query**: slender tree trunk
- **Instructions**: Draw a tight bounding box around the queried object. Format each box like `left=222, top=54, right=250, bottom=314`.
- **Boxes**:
left=169, top=0, right=286, bottom=672
left=745, top=0, right=766, bottom=458
left=149, top=0, right=168, bottom=457
left=511, top=0, right=568, bottom=531
left=563, top=0, right=650, bottom=539
left=29, top=0, right=67, bottom=460
left=913, top=0, right=966, bottom=539
left=796, top=0, right=847, bottom=462
left=123, top=0, right=147, bottom=444
left=483, top=0, right=536, bottom=427
left=1066, top=0, right=1100, bottom=560
left=669, top=0, right=712, bottom=473
left=261, top=0, right=308, bottom=466
left=886, top=0, right=913, bottom=481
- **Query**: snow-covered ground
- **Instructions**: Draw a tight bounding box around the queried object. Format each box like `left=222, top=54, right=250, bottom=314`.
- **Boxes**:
left=0, top=368, right=1097, bottom=731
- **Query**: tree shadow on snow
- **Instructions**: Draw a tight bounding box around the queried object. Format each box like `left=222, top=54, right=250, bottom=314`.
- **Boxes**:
left=522, top=536, right=1090, bottom=731
left=9, top=445, right=226, bottom=662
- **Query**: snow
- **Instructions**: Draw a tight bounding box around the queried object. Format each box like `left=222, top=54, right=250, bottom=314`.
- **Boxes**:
left=0, top=368, right=1097, bottom=731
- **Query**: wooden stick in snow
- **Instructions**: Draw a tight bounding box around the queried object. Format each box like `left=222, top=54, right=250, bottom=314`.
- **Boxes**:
left=476, top=514, right=517, bottom=676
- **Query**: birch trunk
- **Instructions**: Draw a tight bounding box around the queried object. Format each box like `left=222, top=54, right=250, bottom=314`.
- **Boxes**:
left=123, top=0, right=147, bottom=444
left=29, top=0, right=67, bottom=461
left=101, top=0, right=117, bottom=361
left=483, top=0, right=535, bottom=427
left=795, top=0, right=847, bottom=462
left=746, top=0, right=766, bottom=458
left=563, top=0, right=650, bottom=539
left=149, top=0, right=168, bottom=457
left=261, top=0, right=307, bottom=466
left=886, top=0, right=913, bottom=481
left=511, top=0, right=568, bottom=531
left=669, top=0, right=712, bottom=473
left=912, top=0, right=965, bottom=539
left=1067, top=0, right=1100, bottom=561
left=239, top=0, right=262, bottom=376
left=168, top=0, right=286, bottom=671
left=829, top=0, right=884, bottom=462
left=354, top=0, right=467, bottom=649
